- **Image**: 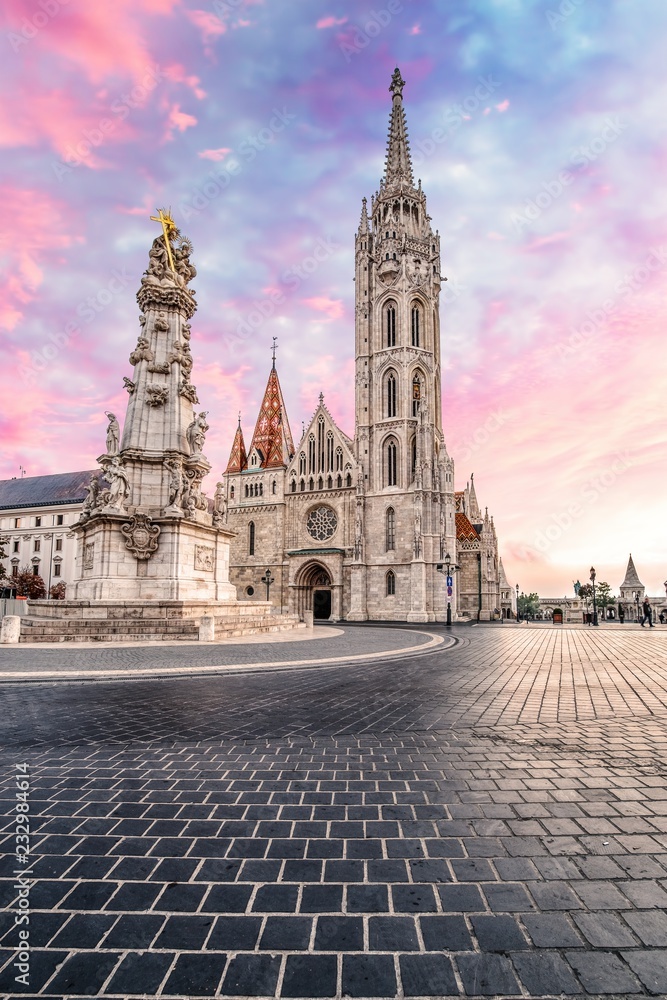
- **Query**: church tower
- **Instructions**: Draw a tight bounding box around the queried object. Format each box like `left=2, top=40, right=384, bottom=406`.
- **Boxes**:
left=349, top=68, right=456, bottom=622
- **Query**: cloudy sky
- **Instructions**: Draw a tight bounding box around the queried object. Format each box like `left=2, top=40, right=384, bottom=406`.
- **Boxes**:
left=2, top=0, right=666, bottom=597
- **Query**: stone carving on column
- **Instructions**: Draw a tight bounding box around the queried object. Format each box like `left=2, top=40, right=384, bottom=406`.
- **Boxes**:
left=129, top=337, right=154, bottom=365
left=105, top=412, right=120, bottom=455
left=212, top=482, right=227, bottom=527
left=79, top=474, right=102, bottom=522
left=181, top=467, right=208, bottom=520
left=103, top=456, right=131, bottom=512
left=354, top=498, right=364, bottom=560
left=121, top=514, right=161, bottom=560
left=178, top=378, right=199, bottom=404
left=413, top=510, right=422, bottom=558
left=164, top=458, right=184, bottom=515
left=123, top=377, right=136, bottom=394
left=186, top=411, right=209, bottom=457
left=146, top=384, right=169, bottom=407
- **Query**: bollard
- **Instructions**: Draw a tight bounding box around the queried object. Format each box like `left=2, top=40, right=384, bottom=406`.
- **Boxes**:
left=199, top=615, right=215, bottom=642
left=303, top=610, right=314, bottom=630
left=1, top=615, right=21, bottom=644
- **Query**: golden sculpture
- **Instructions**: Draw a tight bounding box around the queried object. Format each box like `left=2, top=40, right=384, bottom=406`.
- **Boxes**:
left=150, top=208, right=177, bottom=275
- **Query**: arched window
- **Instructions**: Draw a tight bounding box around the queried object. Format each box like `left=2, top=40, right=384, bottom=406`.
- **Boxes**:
left=244, top=484, right=249, bottom=498
left=337, top=474, right=342, bottom=488
left=346, top=473, right=352, bottom=488
left=411, top=303, right=421, bottom=347
left=248, top=521, right=255, bottom=556
left=385, top=439, right=398, bottom=487
left=386, top=302, right=396, bottom=347
left=272, top=480, right=277, bottom=495
left=291, top=480, right=296, bottom=493
left=326, top=432, right=334, bottom=472
left=318, top=476, right=323, bottom=490
left=336, top=447, right=343, bottom=471
left=386, top=507, right=395, bottom=551
left=300, top=478, right=305, bottom=492
left=299, top=452, right=306, bottom=476
left=230, top=485, right=235, bottom=500
left=308, top=435, right=316, bottom=474
left=327, top=475, right=333, bottom=489
left=308, top=477, right=314, bottom=491
left=412, top=374, right=422, bottom=417
left=386, top=570, right=396, bottom=596
left=411, top=437, right=417, bottom=482
left=386, top=371, right=397, bottom=418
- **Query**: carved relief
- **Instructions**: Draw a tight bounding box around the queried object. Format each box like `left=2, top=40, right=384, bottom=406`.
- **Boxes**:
left=146, top=384, right=169, bottom=407
left=121, top=514, right=161, bottom=560
left=212, top=481, right=227, bottom=527
left=129, top=337, right=154, bottom=366
left=194, top=545, right=214, bottom=571
left=104, top=412, right=120, bottom=456
left=123, top=377, right=136, bottom=394
left=178, top=379, right=199, bottom=404
left=103, top=456, right=131, bottom=512
left=83, top=543, right=95, bottom=569
left=186, top=411, right=209, bottom=457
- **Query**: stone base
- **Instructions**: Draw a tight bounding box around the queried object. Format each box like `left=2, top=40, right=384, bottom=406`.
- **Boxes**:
left=21, top=599, right=301, bottom=643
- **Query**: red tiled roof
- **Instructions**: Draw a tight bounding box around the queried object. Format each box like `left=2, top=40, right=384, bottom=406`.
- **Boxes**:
left=225, top=424, right=248, bottom=474
left=249, top=367, right=295, bottom=469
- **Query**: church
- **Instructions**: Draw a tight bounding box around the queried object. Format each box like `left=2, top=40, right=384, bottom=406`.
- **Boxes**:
left=222, top=69, right=503, bottom=622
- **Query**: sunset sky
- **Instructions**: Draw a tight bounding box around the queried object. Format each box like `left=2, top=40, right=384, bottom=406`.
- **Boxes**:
left=1, top=0, right=666, bottom=597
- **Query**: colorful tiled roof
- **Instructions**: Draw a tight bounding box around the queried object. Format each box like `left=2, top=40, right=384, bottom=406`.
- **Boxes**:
left=249, top=367, right=295, bottom=469
left=456, top=512, right=479, bottom=542
left=225, top=422, right=248, bottom=474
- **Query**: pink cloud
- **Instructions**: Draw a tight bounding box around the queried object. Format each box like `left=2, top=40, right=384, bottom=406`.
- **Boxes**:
left=0, top=186, right=81, bottom=330
left=316, top=15, right=347, bottom=28
left=496, top=99, right=510, bottom=112
left=165, top=64, right=207, bottom=99
left=163, top=104, right=198, bottom=141
left=185, top=8, right=227, bottom=43
left=198, top=147, right=232, bottom=161
left=410, top=24, right=422, bottom=35
left=302, top=296, right=345, bottom=320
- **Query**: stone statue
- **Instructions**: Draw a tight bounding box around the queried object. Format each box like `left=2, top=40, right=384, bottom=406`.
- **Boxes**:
left=129, top=337, right=154, bottom=366
left=186, top=411, right=209, bottom=457
left=212, top=481, right=227, bottom=527
left=80, top=474, right=101, bottom=521
left=165, top=459, right=183, bottom=507
left=105, top=412, right=120, bottom=456
left=106, top=456, right=131, bottom=511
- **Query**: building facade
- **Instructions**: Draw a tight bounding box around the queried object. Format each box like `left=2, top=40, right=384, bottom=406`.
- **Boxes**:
left=0, top=471, right=94, bottom=593
left=223, top=69, right=503, bottom=621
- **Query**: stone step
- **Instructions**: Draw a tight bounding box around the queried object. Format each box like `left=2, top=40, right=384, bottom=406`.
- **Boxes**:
left=19, top=614, right=304, bottom=643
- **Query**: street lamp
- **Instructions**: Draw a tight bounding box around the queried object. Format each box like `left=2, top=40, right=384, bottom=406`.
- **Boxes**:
left=260, top=568, right=275, bottom=603
left=439, top=552, right=459, bottom=627
left=590, top=566, right=598, bottom=626
left=633, top=590, right=640, bottom=624
left=516, top=583, right=520, bottom=622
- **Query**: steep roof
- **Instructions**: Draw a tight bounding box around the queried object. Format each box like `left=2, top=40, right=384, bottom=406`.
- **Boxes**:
left=225, top=420, right=248, bottom=474
left=456, top=512, right=480, bottom=542
left=384, top=67, right=414, bottom=186
left=498, top=558, right=511, bottom=588
left=620, top=553, right=643, bottom=589
left=0, top=471, right=95, bottom=510
left=248, top=366, right=295, bottom=469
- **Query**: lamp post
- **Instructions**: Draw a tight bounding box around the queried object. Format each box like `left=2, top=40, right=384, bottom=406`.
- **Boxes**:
left=442, top=552, right=459, bottom=627
left=260, top=568, right=275, bottom=603
left=634, top=590, right=640, bottom=624
left=590, top=566, right=598, bottom=626
left=516, top=583, right=520, bottom=622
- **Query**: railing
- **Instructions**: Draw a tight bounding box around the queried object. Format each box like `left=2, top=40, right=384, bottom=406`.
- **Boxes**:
left=0, top=598, right=28, bottom=617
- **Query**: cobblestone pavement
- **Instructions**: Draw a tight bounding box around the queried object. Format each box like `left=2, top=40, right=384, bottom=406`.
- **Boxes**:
left=1, top=626, right=667, bottom=998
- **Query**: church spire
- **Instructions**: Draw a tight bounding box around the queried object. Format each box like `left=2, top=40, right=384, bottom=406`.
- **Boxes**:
left=358, top=196, right=369, bottom=235
left=620, top=553, right=643, bottom=589
left=225, top=415, right=247, bottom=473
left=384, top=67, right=414, bottom=187
left=248, top=363, right=295, bottom=469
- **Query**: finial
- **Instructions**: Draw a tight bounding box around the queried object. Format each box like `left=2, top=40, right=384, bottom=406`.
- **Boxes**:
left=149, top=207, right=177, bottom=274
left=389, top=67, right=405, bottom=100
left=319, top=391, right=324, bottom=406
left=237, top=411, right=242, bottom=428
left=271, top=336, right=278, bottom=369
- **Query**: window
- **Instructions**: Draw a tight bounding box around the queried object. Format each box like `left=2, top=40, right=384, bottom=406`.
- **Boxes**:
left=230, top=485, right=235, bottom=499
left=12, top=565, right=17, bottom=578
left=54, top=564, right=61, bottom=577
left=34, top=540, right=41, bottom=553
left=386, top=372, right=397, bottom=418
left=35, top=516, right=41, bottom=527
left=411, top=304, right=421, bottom=347
left=386, top=570, right=396, bottom=596
left=245, top=484, right=249, bottom=498
left=13, top=541, right=19, bottom=553
left=272, top=480, right=277, bottom=495
left=385, top=439, right=398, bottom=487
left=412, top=374, right=422, bottom=417
left=246, top=586, right=255, bottom=596
left=411, top=437, right=417, bottom=481
left=55, top=538, right=63, bottom=552
left=386, top=507, right=395, bottom=551
left=346, top=473, right=352, bottom=488
left=386, top=302, right=396, bottom=347
left=308, top=435, right=316, bottom=474
left=335, top=447, right=343, bottom=471
left=299, top=452, right=306, bottom=475
left=291, top=479, right=296, bottom=493
left=248, top=521, right=255, bottom=556
left=56, top=514, right=64, bottom=525
left=337, top=474, right=342, bottom=488
left=14, top=518, right=20, bottom=529
left=32, top=565, right=39, bottom=576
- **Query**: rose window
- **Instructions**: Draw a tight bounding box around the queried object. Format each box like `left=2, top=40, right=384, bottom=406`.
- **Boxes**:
left=307, top=505, right=338, bottom=541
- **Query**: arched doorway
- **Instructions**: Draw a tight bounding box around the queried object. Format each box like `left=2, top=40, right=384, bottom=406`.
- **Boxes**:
left=294, top=562, right=334, bottom=620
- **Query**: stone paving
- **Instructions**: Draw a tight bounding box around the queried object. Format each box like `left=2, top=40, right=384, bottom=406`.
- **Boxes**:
left=0, top=626, right=667, bottom=998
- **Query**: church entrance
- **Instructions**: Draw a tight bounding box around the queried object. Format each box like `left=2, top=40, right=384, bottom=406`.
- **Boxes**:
left=313, top=589, right=332, bottom=620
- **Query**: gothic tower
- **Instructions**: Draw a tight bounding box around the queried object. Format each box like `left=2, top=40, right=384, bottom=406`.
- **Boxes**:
left=349, top=68, right=456, bottom=622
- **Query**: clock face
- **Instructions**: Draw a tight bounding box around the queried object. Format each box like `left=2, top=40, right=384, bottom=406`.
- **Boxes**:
left=307, top=505, right=338, bottom=542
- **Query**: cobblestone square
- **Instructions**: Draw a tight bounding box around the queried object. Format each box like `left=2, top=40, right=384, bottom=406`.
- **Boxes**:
left=1, top=624, right=667, bottom=997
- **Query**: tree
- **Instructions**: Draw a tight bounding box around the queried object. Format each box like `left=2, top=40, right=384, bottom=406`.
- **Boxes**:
left=0, top=535, right=8, bottom=581
left=578, top=583, right=593, bottom=609
left=518, top=592, right=540, bottom=619
left=49, top=581, right=67, bottom=600
left=595, top=581, right=614, bottom=617
left=13, top=566, right=47, bottom=600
